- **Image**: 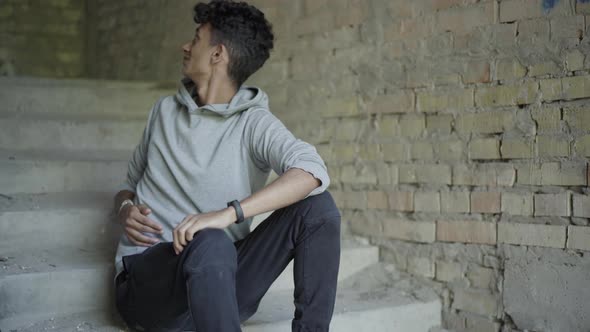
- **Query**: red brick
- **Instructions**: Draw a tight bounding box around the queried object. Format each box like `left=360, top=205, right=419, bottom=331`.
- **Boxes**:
left=367, top=191, right=389, bottom=209
left=388, top=191, right=414, bottom=212
left=471, top=192, right=501, bottom=213
left=462, top=60, right=491, bottom=84
left=383, top=219, right=436, bottom=243
left=367, top=91, right=415, bottom=114
left=332, top=190, right=367, bottom=210
left=437, top=220, right=497, bottom=244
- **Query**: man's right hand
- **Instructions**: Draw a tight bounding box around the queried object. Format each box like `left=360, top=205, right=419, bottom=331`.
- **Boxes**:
left=118, top=204, right=163, bottom=246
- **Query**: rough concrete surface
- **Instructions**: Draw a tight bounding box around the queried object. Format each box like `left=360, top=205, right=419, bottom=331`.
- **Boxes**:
left=502, top=245, right=590, bottom=332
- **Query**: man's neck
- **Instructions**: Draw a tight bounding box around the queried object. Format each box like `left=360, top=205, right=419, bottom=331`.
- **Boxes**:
left=193, top=74, right=237, bottom=106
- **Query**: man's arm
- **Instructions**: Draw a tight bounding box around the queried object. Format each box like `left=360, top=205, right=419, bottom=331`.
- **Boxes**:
left=238, top=167, right=321, bottom=220
left=245, top=109, right=331, bottom=198
left=115, top=97, right=163, bottom=210
left=116, top=167, right=319, bottom=223
left=173, top=168, right=321, bottom=254
left=113, top=98, right=165, bottom=246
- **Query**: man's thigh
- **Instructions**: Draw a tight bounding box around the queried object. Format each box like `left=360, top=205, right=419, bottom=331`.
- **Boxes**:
left=117, top=242, right=190, bottom=330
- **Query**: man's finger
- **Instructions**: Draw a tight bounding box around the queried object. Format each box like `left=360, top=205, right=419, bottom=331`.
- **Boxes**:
left=178, top=217, right=196, bottom=246
left=129, top=237, right=154, bottom=247
left=134, top=213, right=163, bottom=233
left=125, top=227, right=158, bottom=246
left=175, top=215, right=190, bottom=231
left=173, top=231, right=183, bottom=255
left=128, top=227, right=159, bottom=245
left=138, top=205, right=152, bottom=215
left=125, top=218, right=161, bottom=234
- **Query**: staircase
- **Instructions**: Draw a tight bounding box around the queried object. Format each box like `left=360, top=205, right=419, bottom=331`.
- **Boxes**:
left=0, top=77, right=442, bottom=332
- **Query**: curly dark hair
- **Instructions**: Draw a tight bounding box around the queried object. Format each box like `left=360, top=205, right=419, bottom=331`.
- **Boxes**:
left=193, top=0, right=274, bottom=87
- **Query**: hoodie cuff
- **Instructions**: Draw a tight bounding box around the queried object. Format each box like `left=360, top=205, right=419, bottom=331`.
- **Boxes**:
left=288, top=162, right=330, bottom=198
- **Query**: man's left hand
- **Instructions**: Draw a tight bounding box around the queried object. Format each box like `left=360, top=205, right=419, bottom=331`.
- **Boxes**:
left=173, top=208, right=235, bottom=255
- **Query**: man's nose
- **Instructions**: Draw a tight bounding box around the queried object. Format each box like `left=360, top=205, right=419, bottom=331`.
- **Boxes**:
left=181, top=42, right=190, bottom=53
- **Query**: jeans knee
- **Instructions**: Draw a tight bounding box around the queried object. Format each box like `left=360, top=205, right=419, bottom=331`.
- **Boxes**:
left=295, top=190, right=341, bottom=221
left=182, top=228, right=237, bottom=274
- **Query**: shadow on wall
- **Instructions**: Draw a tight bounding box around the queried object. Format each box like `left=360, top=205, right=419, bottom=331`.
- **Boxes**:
left=0, top=51, right=15, bottom=76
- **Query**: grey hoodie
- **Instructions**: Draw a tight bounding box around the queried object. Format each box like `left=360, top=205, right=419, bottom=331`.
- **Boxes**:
left=113, top=77, right=330, bottom=279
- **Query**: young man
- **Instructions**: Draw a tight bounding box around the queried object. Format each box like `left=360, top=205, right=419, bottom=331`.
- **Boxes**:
left=112, top=1, right=341, bottom=331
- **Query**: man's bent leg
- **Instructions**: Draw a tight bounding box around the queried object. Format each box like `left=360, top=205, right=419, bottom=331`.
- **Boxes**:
left=115, top=228, right=241, bottom=332
left=183, top=228, right=241, bottom=331
left=115, top=242, right=190, bottom=331
left=234, top=190, right=341, bottom=331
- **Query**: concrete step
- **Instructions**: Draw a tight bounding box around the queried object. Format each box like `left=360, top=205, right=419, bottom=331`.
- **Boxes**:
left=0, top=76, right=175, bottom=119
left=0, top=153, right=128, bottom=194
left=0, top=116, right=145, bottom=152
left=0, top=192, right=120, bottom=252
left=429, top=327, right=455, bottom=332
left=0, top=149, right=132, bottom=162
left=246, top=272, right=441, bottom=331
left=0, top=248, right=115, bottom=330
left=0, top=240, right=378, bottom=329
left=0, top=310, right=125, bottom=332
left=4, top=263, right=441, bottom=332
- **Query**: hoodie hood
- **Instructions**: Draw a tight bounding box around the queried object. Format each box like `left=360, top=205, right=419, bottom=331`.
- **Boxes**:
left=175, top=76, right=268, bottom=118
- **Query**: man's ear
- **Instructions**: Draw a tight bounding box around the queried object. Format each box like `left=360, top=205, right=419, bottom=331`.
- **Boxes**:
left=211, top=44, right=229, bottom=65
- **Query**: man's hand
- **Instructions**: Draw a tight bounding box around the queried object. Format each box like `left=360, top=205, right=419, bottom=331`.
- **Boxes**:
left=118, top=204, right=163, bottom=247
left=173, top=208, right=236, bottom=255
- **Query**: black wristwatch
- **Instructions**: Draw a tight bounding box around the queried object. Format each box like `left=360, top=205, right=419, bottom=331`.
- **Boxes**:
left=227, top=200, right=245, bottom=224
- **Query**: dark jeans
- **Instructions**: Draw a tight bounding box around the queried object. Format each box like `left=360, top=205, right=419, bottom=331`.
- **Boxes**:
left=114, top=190, right=341, bottom=332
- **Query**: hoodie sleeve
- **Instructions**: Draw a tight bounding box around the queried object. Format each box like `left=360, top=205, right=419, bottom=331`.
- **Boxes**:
left=244, top=108, right=330, bottom=198
left=116, top=98, right=163, bottom=193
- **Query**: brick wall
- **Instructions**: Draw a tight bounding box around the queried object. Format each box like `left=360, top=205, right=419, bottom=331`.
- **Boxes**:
left=298, top=0, right=588, bottom=331
left=248, top=0, right=590, bottom=331
left=0, top=0, right=86, bottom=77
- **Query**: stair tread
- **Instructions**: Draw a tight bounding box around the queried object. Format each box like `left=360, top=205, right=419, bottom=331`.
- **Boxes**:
left=0, top=157, right=127, bottom=194
left=429, top=327, right=456, bottom=332
left=0, top=191, right=113, bottom=212
left=0, top=77, right=175, bottom=121
left=0, top=239, right=373, bottom=278
left=5, top=263, right=440, bottom=332
left=0, top=149, right=132, bottom=163
left=249, top=263, right=439, bottom=326
left=0, top=246, right=115, bottom=278
left=0, top=112, right=149, bottom=122
left=0, top=110, right=149, bottom=121
left=0, top=76, right=177, bottom=89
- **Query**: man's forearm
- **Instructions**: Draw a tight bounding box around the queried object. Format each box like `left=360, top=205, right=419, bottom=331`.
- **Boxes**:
left=226, top=168, right=321, bottom=222
left=114, top=190, right=136, bottom=215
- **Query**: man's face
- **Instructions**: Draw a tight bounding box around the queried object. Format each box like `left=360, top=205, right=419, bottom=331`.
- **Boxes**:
left=181, top=23, right=217, bottom=79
